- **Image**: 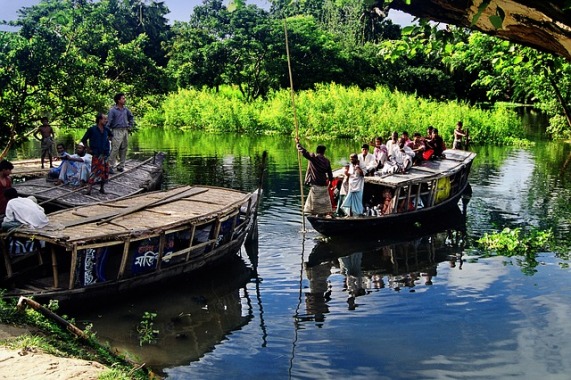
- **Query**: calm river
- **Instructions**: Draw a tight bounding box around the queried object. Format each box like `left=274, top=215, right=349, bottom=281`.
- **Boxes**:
left=25, top=129, right=571, bottom=379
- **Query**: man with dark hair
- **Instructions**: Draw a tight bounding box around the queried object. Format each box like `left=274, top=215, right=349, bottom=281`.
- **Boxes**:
left=2, top=188, right=49, bottom=230
left=106, top=92, right=134, bottom=173
left=295, top=137, right=334, bottom=216
left=0, top=159, right=14, bottom=214
left=82, top=112, right=112, bottom=195
left=426, top=128, right=445, bottom=158
left=358, top=143, right=376, bottom=175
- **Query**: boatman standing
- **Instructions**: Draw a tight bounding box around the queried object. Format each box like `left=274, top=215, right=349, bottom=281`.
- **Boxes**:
left=296, top=137, right=334, bottom=216
left=106, top=93, right=134, bottom=174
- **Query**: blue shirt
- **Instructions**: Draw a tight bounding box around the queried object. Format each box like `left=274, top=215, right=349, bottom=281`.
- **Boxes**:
left=81, top=125, right=112, bottom=156
left=106, top=105, right=134, bottom=129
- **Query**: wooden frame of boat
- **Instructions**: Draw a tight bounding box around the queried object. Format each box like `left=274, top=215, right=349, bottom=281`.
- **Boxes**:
left=13, top=152, right=165, bottom=210
left=0, top=185, right=260, bottom=302
left=307, top=149, right=476, bottom=237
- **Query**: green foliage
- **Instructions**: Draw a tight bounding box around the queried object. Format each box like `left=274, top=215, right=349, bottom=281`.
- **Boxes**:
left=477, top=227, right=553, bottom=275
left=0, top=0, right=171, bottom=156
left=546, top=114, right=571, bottom=140
left=477, top=227, right=552, bottom=255
left=144, top=83, right=523, bottom=144
left=136, top=311, right=159, bottom=346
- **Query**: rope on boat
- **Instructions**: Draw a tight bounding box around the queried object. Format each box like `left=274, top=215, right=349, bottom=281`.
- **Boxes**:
left=283, top=18, right=306, bottom=232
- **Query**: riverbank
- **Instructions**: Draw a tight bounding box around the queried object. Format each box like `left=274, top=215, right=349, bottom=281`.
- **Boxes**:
left=0, top=323, right=108, bottom=379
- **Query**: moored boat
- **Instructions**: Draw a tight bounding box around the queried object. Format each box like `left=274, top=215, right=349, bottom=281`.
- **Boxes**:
left=0, top=185, right=260, bottom=302
left=307, top=149, right=475, bottom=237
left=13, top=153, right=165, bottom=210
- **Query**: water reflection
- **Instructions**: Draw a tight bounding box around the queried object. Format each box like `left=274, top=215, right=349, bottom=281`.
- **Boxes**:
left=303, top=205, right=468, bottom=321
left=75, top=254, right=255, bottom=372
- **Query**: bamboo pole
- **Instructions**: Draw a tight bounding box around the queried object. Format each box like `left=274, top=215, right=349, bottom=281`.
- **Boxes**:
left=17, top=297, right=88, bottom=339
left=284, top=18, right=306, bottom=232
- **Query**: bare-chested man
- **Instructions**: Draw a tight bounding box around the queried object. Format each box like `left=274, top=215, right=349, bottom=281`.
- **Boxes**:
left=34, top=117, right=55, bottom=169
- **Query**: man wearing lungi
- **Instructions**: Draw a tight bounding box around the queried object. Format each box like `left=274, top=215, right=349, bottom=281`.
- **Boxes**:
left=82, top=113, right=112, bottom=195
left=296, top=137, right=334, bottom=216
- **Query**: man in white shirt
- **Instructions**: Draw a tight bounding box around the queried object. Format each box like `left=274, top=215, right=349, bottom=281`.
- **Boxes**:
left=56, top=142, right=92, bottom=186
left=358, top=144, right=376, bottom=175
left=340, top=153, right=365, bottom=216
left=2, top=188, right=49, bottom=230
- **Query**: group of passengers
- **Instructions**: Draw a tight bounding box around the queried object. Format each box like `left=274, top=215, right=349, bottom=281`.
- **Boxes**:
left=296, top=121, right=469, bottom=217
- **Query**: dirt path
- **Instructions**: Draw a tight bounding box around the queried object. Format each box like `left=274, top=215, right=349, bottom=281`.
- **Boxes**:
left=0, top=324, right=108, bottom=379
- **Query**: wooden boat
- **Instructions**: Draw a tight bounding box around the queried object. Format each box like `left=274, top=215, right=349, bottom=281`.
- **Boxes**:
left=307, top=149, right=475, bottom=237
left=12, top=153, right=165, bottom=210
left=0, top=185, right=260, bottom=302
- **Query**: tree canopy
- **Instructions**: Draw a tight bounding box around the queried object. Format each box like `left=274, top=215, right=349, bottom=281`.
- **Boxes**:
left=1, top=0, right=571, bottom=157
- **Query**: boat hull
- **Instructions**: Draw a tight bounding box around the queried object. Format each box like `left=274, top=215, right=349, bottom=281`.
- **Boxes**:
left=1, top=185, right=260, bottom=303
left=307, top=184, right=469, bottom=237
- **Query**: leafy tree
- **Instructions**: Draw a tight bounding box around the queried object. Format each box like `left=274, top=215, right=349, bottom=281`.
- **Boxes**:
left=0, top=0, right=173, bottom=156
left=445, top=32, right=571, bottom=138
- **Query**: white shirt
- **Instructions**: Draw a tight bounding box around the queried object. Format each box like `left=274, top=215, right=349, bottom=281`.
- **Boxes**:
left=3, top=197, right=49, bottom=228
left=358, top=152, right=376, bottom=172
left=347, top=165, right=364, bottom=193
left=390, top=145, right=415, bottom=165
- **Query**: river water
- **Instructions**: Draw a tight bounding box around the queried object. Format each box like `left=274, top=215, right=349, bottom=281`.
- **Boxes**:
left=40, top=131, right=571, bottom=379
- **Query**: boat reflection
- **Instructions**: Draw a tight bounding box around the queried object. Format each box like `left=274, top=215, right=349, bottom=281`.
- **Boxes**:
left=73, top=254, right=255, bottom=372
left=304, top=205, right=468, bottom=318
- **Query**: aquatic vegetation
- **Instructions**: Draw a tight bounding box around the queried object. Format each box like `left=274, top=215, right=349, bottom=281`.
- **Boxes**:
left=477, top=227, right=552, bottom=255
left=136, top=311, right=159, bottom=347
left=477, top=227, right=553, bottom=275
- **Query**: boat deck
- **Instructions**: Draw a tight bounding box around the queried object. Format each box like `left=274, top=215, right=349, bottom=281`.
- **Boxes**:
left=334, top=149, right=476, bottom=187
left=13, top=154, right=164, bottom=209
left=12, top=185, right=254, bottom=247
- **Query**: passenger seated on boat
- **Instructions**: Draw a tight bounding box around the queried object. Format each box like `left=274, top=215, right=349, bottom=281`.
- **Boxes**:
left=411, top=133, right=425, bottom=165
left=47, top=144, right=67, bottom=181
left=358, top=144, right=376, bottom=175
left=424, top=128, right=446, bottom=159
left=340, top=154, right=364, bottom=216
left=386, top=131, right=399, bottom=153
left=401, top=131, right=414, bottom=149
left=380, top=188, right=393, bottom=215
left=55, top=142, right=92, bottom=186
left=373, top=137, right=388, bottom=170
left=1, top=188, right=49, bottom=231
left=381, top=138, right=414, bottom=175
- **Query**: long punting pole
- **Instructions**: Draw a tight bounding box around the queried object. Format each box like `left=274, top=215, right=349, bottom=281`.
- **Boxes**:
left=283, top=18, right=306, bottom=232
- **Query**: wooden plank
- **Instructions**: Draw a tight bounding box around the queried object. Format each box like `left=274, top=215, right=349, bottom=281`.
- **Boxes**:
left=62, top=187, right=198, bottom=228
left=96, top=187, right=207, bottom=226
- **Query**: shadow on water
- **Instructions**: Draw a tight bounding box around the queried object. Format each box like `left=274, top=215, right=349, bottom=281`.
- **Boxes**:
left=72, top=253, right=257, bottom=374
left=302, top=203, right=469, bottom=321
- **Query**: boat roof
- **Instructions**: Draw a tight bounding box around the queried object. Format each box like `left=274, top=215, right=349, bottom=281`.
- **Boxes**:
left=8, top=186, right=253, bottom=247
left=334, top=149, right=476, bottom=187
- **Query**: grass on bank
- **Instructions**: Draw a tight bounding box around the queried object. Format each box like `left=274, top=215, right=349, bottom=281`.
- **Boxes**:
left=0, top=294, right=148, bottom=379
left=140, top=83, right=524, bottom=145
